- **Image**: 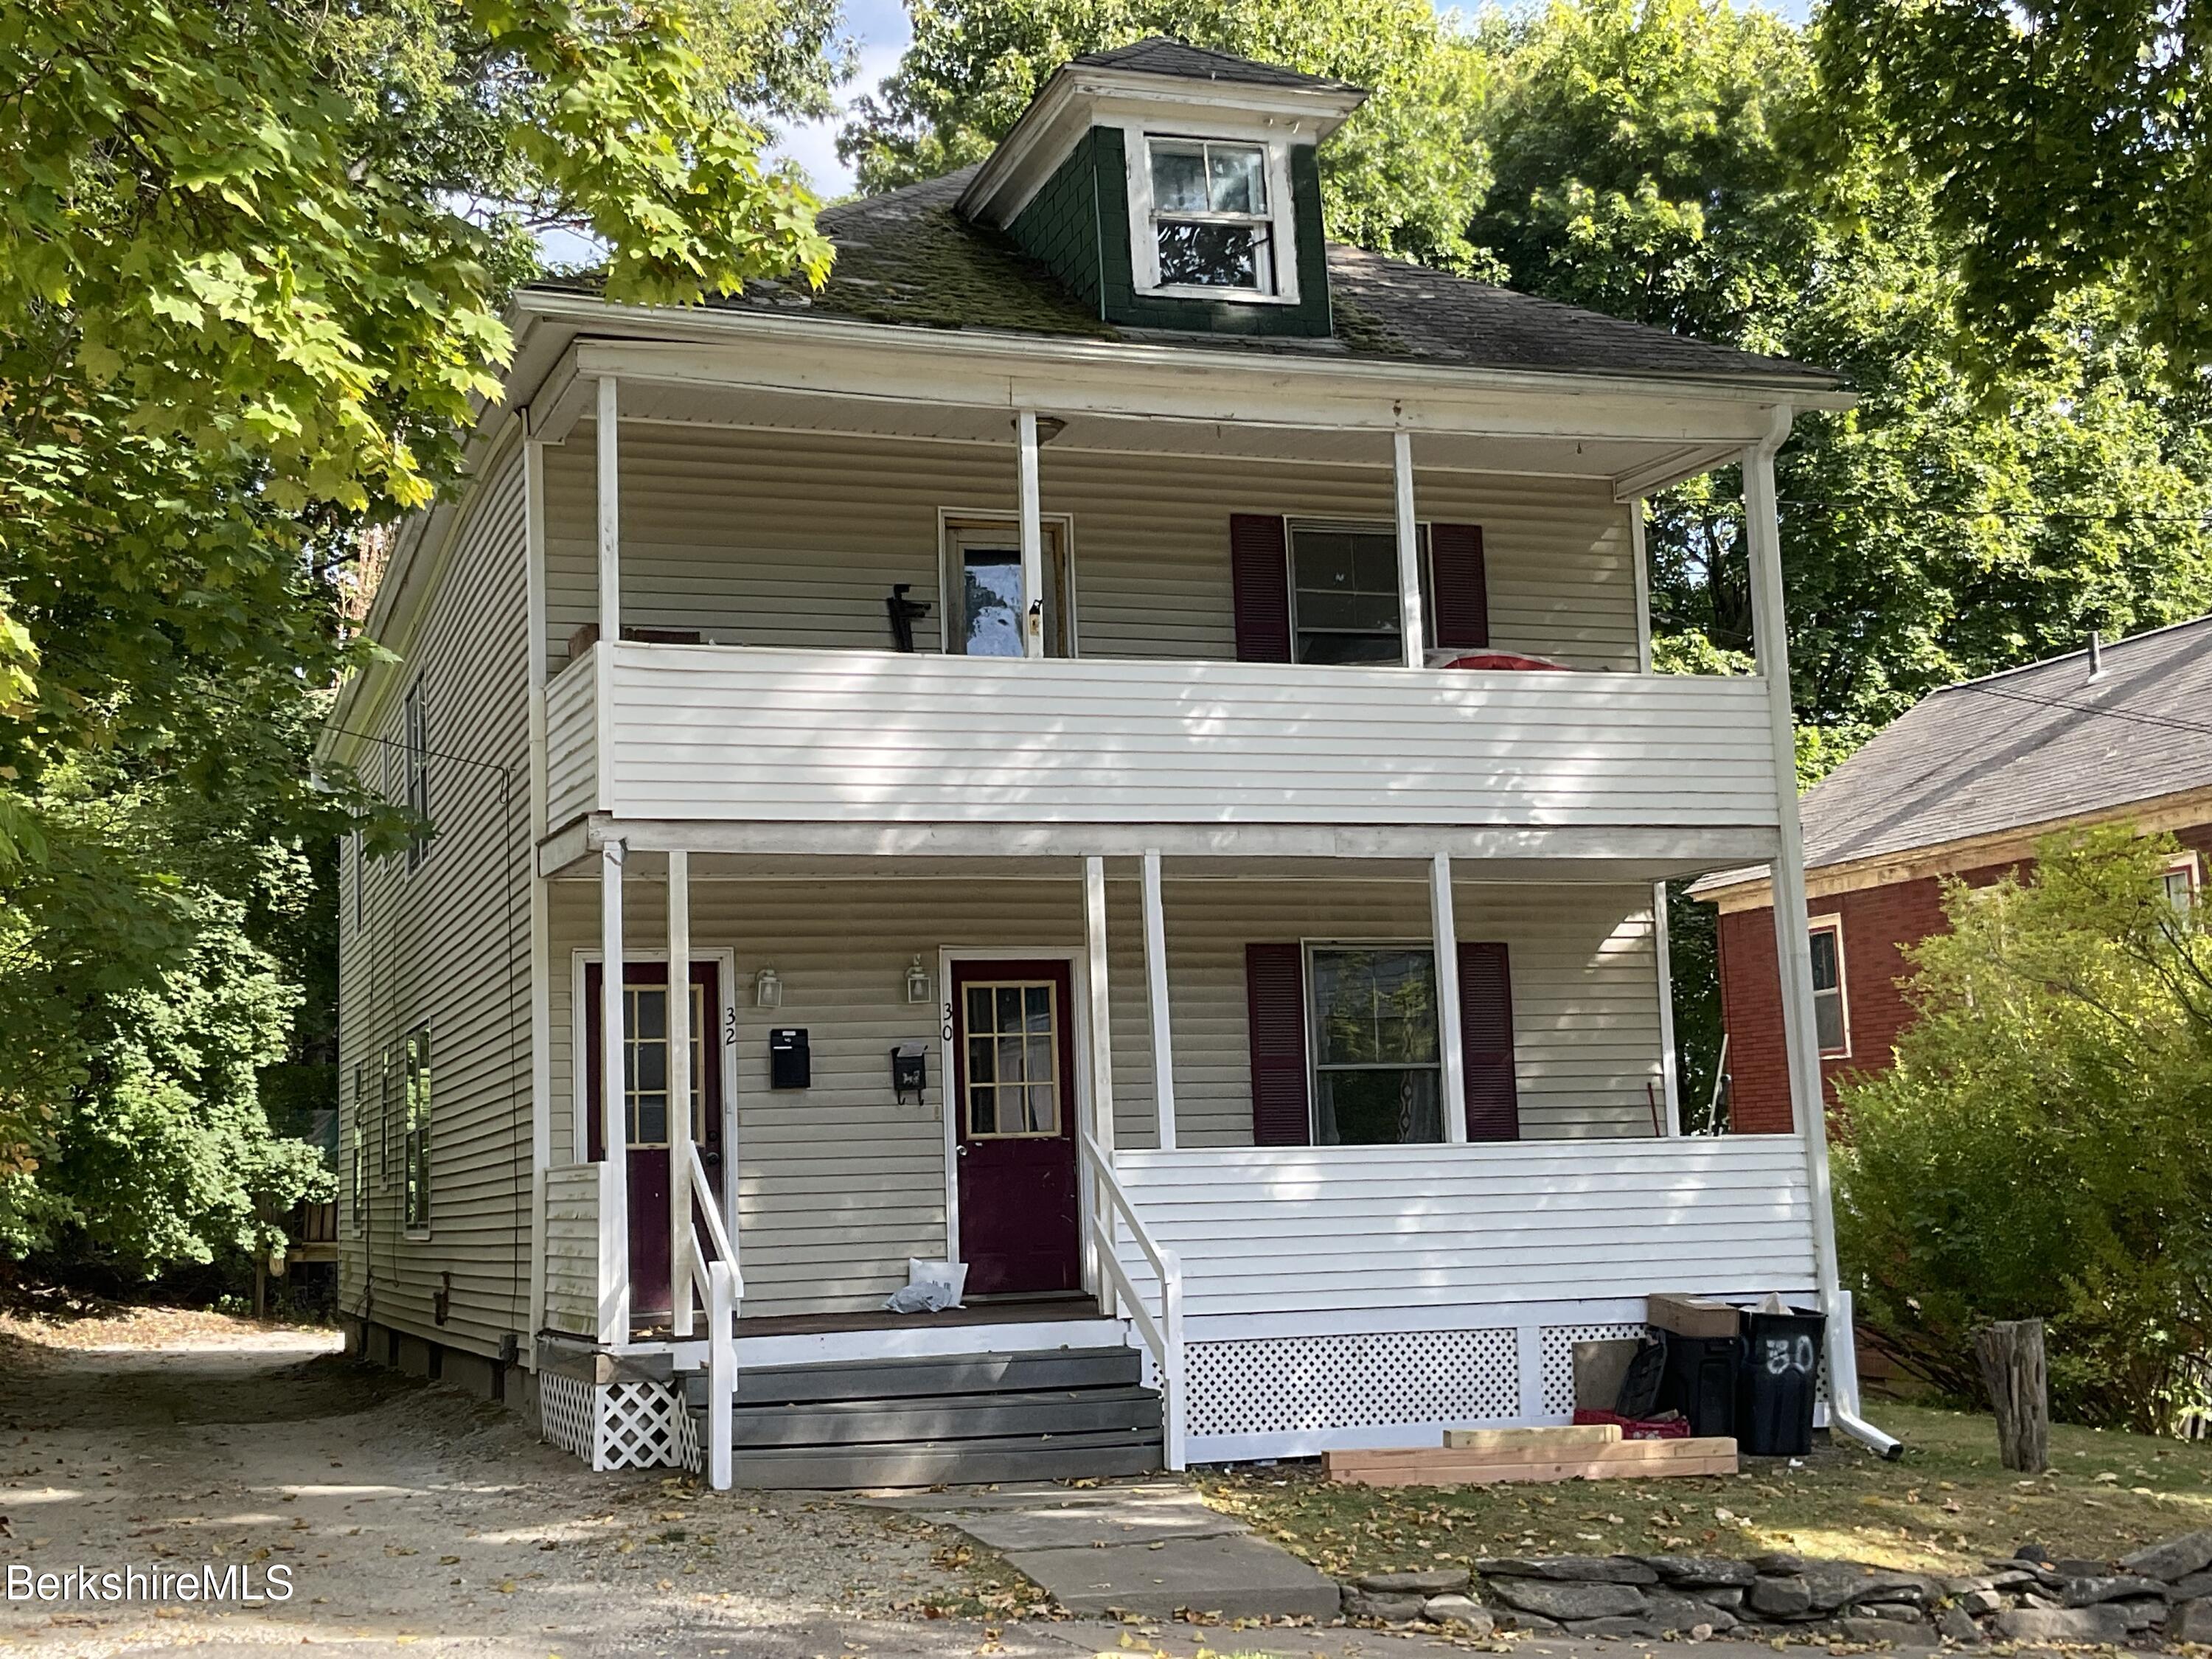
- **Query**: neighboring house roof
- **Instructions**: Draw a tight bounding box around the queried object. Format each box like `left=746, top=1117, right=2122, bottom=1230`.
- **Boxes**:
left=1697, top=614, right=2212, bottom=895
left=1070, top=36, right=1363, bottom=93
left=526, top=167, right=1840, bottom=390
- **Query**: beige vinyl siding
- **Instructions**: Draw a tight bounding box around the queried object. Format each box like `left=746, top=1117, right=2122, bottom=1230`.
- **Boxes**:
left=543, top=1164, right=599, bottom=1338
left=542, top=425, right=1638, bottom=672
left=335, top=445, right=533, bottom=1359
left=546, top=872, right=1663, bottom=1320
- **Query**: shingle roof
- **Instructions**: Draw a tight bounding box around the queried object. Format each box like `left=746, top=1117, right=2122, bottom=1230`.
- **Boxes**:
left=1697, top=615, right=2212, bottom=891
left=532, top=168, right=1840, bottom=389
left=1070, top=37, right=1363, bottom=94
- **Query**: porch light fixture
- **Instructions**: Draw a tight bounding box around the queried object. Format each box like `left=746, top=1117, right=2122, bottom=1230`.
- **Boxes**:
left=754, top=966, right=782, bottom=1009
left=905, top=956, right=932, bottom=1005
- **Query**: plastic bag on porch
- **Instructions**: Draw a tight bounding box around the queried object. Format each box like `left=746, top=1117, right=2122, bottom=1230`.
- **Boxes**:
left=884, top=1259, right=967, bottom=1314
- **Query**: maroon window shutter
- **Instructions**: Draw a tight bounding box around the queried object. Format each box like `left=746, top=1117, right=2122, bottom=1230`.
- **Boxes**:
left=1429, top=523, right=1489, bottom=650
left=582, top=961, right=606, bottom=1161
left=1245, top=943, right=1311, bottom=1146
left=1230, top=515, right=1293, bottom=663
left=1458, top=941, right=1520, bottom=1141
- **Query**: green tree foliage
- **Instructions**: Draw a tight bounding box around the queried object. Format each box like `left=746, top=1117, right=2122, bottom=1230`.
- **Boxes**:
left=840, top=0, right=1494, bottom=270
left=1814, top=0, right=2211, bottom=382
left=0, top=0, right=842, bottom=1273
left=1474, top=0, right=2212, bottom=758
left=1834, top=830, right=2212, bottom=1432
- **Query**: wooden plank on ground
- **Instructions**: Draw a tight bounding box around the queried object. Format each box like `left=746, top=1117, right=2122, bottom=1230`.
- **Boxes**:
left=1442, top=1424, right=1620, bottom=1451
left=1324, top=1436, right=1736, bottom=1488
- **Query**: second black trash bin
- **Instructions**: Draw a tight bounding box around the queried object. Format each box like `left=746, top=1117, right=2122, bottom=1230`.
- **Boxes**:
left=1736, top=1306, right=1826, bottom=1456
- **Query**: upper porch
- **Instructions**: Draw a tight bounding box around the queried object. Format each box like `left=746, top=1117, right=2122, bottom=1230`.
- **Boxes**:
left=515, top=316, right=1813, bottom=852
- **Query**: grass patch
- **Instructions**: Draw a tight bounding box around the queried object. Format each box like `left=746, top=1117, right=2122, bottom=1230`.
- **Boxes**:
left=1197, top=1404, right=2212, bottom=1577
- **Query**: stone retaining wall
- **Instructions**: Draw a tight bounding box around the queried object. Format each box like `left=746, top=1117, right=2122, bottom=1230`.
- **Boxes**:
left=1338, top=1530, right=2212, bottom=1646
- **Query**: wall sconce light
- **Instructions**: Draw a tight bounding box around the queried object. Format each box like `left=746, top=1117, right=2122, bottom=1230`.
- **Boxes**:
left=905, top=955, right=932, bottom=1005
left=754, top=966, right=782, bottom=1009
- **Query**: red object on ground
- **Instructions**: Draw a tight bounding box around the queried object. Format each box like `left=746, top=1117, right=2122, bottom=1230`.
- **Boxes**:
left=1573, top=1408, right=1693, bottom=1440
left=1441, top=652, right=1565, bottom=671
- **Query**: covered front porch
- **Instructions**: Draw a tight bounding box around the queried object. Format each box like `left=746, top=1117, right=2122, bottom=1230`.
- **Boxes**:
left=525, top=841, right=1836, bottom=1477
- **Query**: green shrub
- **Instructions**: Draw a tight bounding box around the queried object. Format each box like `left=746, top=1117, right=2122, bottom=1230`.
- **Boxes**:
left=1835, top=828, right=2212, bottom=1432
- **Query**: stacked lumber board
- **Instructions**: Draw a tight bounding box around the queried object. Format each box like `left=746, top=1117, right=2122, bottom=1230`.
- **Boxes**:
left=1323, top=1424, right=1737, bottom=1488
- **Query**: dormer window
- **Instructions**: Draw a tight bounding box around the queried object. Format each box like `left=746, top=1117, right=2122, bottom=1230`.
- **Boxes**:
left=1149, top=139, right=1273, bottom=291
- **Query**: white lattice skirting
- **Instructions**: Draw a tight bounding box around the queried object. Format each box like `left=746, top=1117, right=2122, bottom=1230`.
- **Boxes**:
left=1186, top=1326, right=1520, bottom=1460
left=538, top=1373, right=700, bottom=1472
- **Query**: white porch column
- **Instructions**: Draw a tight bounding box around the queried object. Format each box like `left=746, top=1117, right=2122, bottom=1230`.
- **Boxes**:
left=1084, top=855, right=1115, bottom=1152
left=1141, top=850, right=1177, bottom=1151
left=1018, top=410, right=1044, bottom=660
left=595, top=375, right=620, bottom=810
left=1653, top=880, right=1683, bottom=1134
left=1430, top=854, right=1467, bottom=1143
left=1745, top=408, right=1861, bottom=1414
left=1630, top=496, right=1655, bottom=674
left=598, top=838, right=631, bottom=1344
left=1393, top=430, right=1425, bottom=668
left=667, top=849, right=692, bottom=1339
left=524, top=425, right=554, bottom=1355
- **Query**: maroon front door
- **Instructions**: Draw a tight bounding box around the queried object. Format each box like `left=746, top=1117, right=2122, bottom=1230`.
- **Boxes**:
left=585, top=960, right=724, bottom=1323
left=951, top=959, right=1080, bottom=1296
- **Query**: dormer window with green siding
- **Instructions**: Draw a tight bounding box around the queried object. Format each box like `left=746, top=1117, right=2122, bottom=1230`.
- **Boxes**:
left=1147, top=139, right=1273, bottom=293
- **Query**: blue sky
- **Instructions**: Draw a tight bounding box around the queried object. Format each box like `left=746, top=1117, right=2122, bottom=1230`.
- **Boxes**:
left=767, top=0, right=1815, bottom=198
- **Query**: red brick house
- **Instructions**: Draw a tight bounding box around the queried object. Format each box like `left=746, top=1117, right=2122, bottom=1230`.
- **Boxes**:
left=1696, top=616, right=2212, bottom=1133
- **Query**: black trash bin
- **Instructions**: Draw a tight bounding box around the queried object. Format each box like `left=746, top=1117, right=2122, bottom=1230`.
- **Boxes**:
left=1736, top=1307, right=1826, bottom=1455
left=1657, top=1333, right=1740, bottom=1438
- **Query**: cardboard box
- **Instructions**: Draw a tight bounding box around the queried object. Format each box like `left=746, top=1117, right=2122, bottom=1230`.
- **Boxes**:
left=1648, top=1293, right=1742, bottom=1339
left=1573, top=1337, right=1642, bottom=1411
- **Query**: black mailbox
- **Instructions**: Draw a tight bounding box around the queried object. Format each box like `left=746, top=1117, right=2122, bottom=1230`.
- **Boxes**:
left=891, top=1041, right=927, bottom=1104
left=769, top=1028, right=810, bottom=1090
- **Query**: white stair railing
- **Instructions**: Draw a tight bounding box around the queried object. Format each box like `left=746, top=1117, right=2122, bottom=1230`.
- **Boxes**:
left=684, top=1143, right=740, bottom=1489
left=1078, top=1130, right=1186, bottom=1470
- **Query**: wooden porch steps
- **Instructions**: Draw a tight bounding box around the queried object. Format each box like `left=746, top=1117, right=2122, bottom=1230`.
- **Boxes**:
left=681, top=1344, right=1163, bottom=1489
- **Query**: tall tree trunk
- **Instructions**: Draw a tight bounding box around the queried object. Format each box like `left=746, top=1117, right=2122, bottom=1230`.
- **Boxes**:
left=1975, top=1319, right=2050, bottom=1472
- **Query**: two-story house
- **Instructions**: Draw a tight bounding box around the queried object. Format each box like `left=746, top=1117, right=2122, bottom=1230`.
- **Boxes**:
left=321, top=39, right=1891, bottom=1487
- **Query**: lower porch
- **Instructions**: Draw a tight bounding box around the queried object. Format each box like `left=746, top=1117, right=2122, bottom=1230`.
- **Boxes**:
left=527, top=846, right=1839, bottom=1481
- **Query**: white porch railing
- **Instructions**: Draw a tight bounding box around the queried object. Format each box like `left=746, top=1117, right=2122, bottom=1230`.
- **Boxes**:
left=1080, top=1130, right=1186, bottom=1470
left=1110, top=1136, right=1818, bottom=1321
left=547, top=641, right=1782, bottom=834
left=683, top=1142, right=740, bottom=1489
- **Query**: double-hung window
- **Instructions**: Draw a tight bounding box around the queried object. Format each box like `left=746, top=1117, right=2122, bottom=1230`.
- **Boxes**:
left=403, top=1025, right=431, bottom=1233
left=1808, top=919, right=1848, bottom=1057
left=1289, top=521, right=1432, bottom=665
left=349, top=1062, right=367, bottom=1234
left=1308, top=945, right=1443, bottom=1145
left=1147, top=139, right=1276, bottom=293
left=403, top=683, right=429, bottom=871
left=2164, top=853, right=2200, bottom=919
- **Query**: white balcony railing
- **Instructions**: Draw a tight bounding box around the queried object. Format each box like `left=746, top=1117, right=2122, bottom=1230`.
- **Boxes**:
left=546, top=642, right=1781, bottom=832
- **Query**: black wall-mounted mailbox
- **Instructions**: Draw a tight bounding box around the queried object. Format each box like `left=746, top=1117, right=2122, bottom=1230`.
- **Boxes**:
left=769, top=1027, right=810, bottom=1090
left=891, top=1041, right=927, bottom=1104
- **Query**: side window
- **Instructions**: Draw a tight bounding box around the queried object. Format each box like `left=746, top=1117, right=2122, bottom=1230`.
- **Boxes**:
left=1808, top=919, right=1849, bottom=1057
left=1147, top=139, right=1275, bottom=293
left=2164, top=854, right=2199, bottom=918
left=403, top=1025, right=431, bottom=1233
left=403, top=682, right=429, bottom=871
left=350, top=829, right=364, bottom=933
left=350, top=1062, right=366, bottom=1234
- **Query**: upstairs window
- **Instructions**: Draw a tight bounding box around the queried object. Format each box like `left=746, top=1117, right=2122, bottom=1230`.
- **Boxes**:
left=1289, top=520, right=1431, bottom=666
left=2164, top=853, right=2199, bottom=919
left=403, top=683, right=429, bottom=872
left=1147, top=139, right=1275, bottom=293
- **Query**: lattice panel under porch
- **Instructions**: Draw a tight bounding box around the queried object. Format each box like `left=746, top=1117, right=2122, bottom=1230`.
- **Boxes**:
left=1185, top=1328, right=1520, bottom=1439
left=1538, top=1323, right=1649, bottom=1417
left=538, top=1371, right=598, bottom=1460
left=538, top=1373, right=695, bottom=1472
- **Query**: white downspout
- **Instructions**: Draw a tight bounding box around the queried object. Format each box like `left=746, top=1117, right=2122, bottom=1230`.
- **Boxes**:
left=1742, top=405, right=1900, bottom=1461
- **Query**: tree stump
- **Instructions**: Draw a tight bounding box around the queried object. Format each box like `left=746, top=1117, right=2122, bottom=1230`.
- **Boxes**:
left=1975, top=1319, right=2050, bottom=1472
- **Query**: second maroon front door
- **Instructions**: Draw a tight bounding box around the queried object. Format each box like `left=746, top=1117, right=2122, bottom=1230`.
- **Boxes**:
left=952, top=959, right=1080, bottom=1296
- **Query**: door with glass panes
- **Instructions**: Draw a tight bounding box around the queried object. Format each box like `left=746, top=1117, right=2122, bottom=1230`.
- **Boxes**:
left=950, top=959, right=1079, bottom=1295
left=941, top=519, right=1072, bottom=658
left=584, top=961, right=723, bottom=1322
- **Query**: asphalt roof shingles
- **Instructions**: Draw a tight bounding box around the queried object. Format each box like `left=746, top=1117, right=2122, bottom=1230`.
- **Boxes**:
left=552, top=167, right=1839, bottom=388
left=1705, top=616, right=2212, bottom=886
